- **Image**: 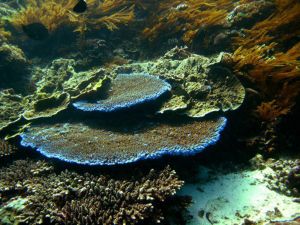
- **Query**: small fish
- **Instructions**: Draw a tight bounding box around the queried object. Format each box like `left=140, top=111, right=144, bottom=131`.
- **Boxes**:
left=22, top=23, right=49, bottom=41
left=73, top=0, right=87, bottom=13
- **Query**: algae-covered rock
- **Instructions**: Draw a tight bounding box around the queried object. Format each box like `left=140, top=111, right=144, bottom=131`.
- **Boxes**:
left=23, top=92, right=71, bottom=120
left=0, top=43, right=29, bottom=92
left=115, top=47, right=245, bottom=118
left=22, top=59, right=110, bottom=120
left=0, top=89, right=26, bottom=131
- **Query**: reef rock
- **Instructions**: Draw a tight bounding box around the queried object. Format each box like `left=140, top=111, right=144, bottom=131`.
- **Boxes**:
left=20, top=117, right=227, bottom=165
left=115, top=47, right=245, bottom=118
left=73, top=73, right=171, bottom=112
left=0, top=89, right=25, bottom=132
left=0, top=43, right=29, bottom=92
left=22, top=58, right=110, bottom=120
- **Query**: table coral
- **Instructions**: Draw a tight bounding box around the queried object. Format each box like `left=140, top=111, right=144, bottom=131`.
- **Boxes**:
left=116, top=47, right=245, bottom=118
left=0, top=159, right=183, bottom=225
left=73, top=73, right=171, bottom=112
left=20, top=117, right=227, bottom=165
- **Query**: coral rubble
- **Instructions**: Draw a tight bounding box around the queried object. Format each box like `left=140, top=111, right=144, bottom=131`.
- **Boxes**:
left=73, top=73, right=171, bottom=112
left=0, top=159, right=183, bottom=225
left=265, top=158, right=300, bottom=197
left=20, top=117, right=227, bottom=165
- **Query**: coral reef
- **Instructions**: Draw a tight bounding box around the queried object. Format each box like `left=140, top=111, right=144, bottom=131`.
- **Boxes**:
left=116, top=47, right=245, bottom=118
left=0, top=139, right=18, bottom=158
left=0, top=159, right=183, bottom=225
left=0, top=58, right=110, bottom=134
left=73, top=73, right=171, bottom=112
left=20, top=117, right=227, bottom=165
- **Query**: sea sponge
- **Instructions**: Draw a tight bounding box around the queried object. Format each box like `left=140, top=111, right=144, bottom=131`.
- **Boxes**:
left=73, top=73, right=171, bottom=112
left=20, top=117, right=227, bottom=165
left=0, top=159, right=183, bottom=225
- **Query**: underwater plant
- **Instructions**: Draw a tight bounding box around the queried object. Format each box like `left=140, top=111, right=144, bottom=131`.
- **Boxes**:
left=143, top=0, right=234, bottom=44
left=9, top=0, right=135, bottom=38
left=232, top=42, right=300, bottom=121
left=233, top=0, right=300, bottom=48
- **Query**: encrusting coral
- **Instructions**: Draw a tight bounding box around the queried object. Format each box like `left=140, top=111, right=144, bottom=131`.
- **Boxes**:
left=9, top=0, right=135, bottom=38
left=20, top=117, right=227, bottom=165
left=73, top=73, right=171, bottom=112
left=115, top=47, right=245, bottom=118
left=0, top=58, right=110, bottom=135
left=0, top=159, right=183, bottom=225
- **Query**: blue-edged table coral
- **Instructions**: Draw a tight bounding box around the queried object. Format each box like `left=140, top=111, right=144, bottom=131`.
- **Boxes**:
left=73, top=73, right=172, bottom=112
left=20, top=117, right=227, bottom=165
left=1, top=0, right=300, bottom=224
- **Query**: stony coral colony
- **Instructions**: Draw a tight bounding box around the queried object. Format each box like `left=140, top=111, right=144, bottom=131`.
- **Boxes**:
left=0, top=0, right=300, bottom=224
left=3, top=0, right=298, bottom=122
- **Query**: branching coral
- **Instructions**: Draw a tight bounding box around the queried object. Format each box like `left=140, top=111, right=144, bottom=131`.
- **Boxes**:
left=0, top=159, right=183, bottom=225
left=9, top=0, right=134, bottom=37
left=0, top=139, right=18, bottom=158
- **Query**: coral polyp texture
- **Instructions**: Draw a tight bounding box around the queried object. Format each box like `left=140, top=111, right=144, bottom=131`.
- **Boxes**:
left=20, top=117, right=227, bottom=165
left=73, top=73, right=171, bottom=112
